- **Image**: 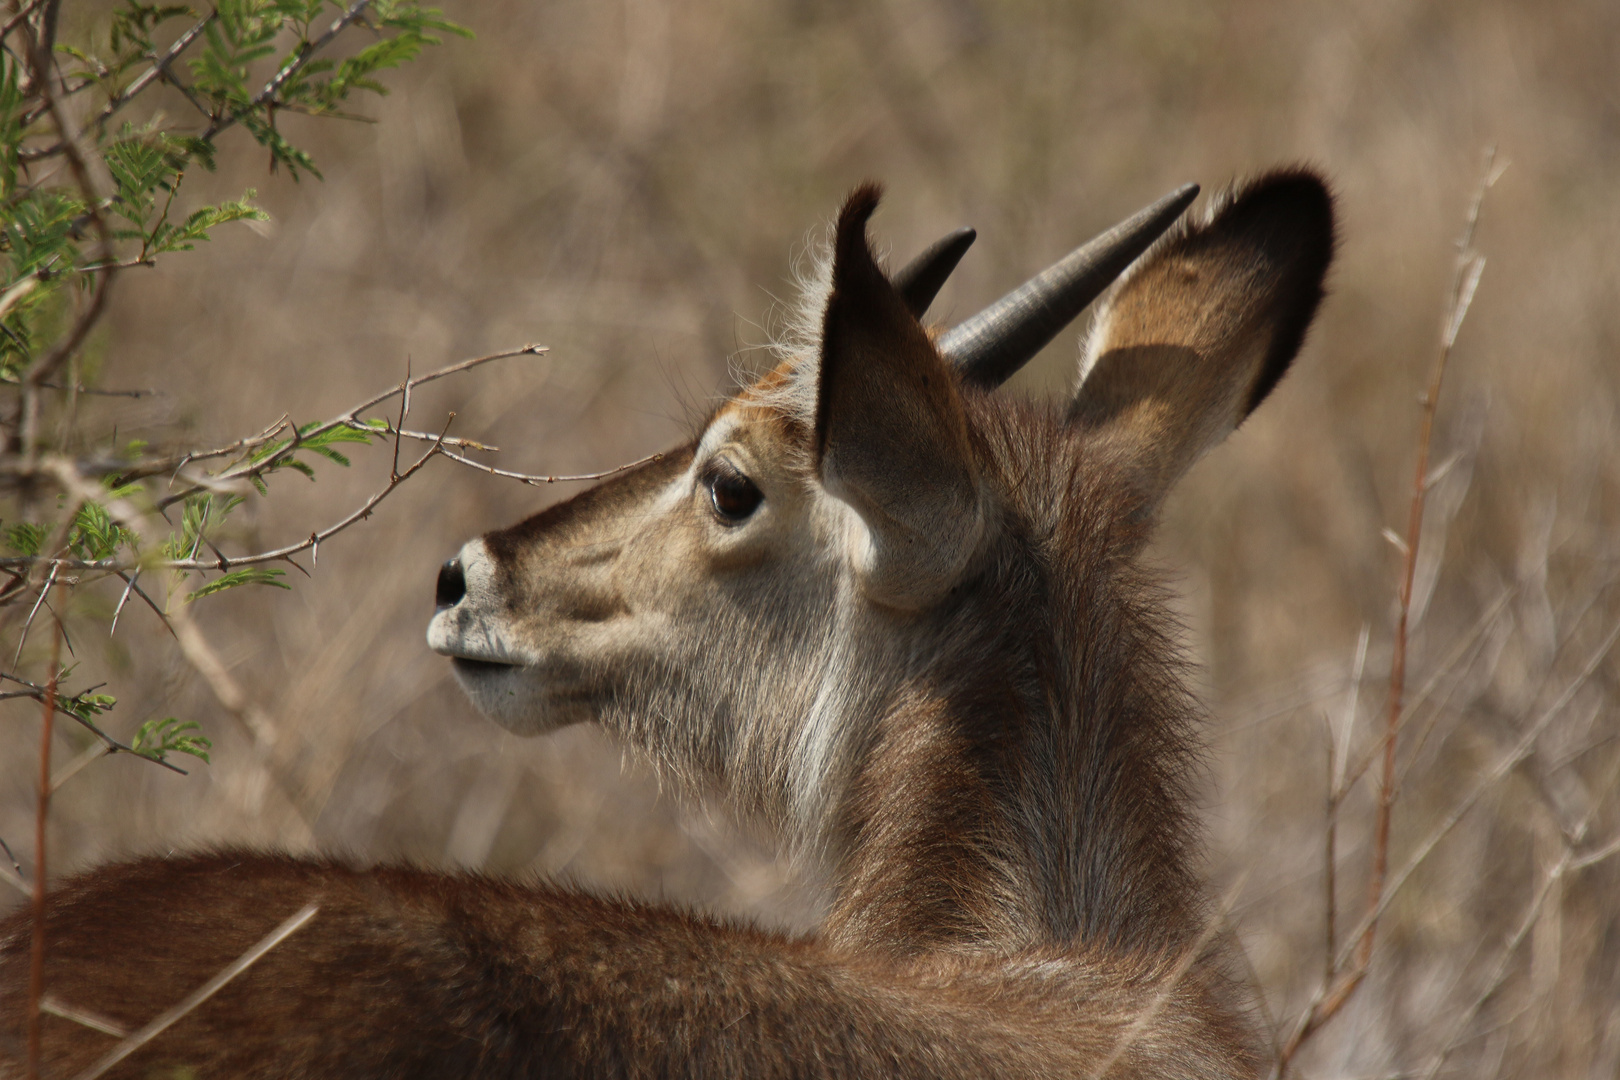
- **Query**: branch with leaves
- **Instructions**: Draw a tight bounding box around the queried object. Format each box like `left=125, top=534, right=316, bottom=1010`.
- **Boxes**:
left=0, top=0, right=470, bottom=732
left=0, top=7, right=531, bottom=1072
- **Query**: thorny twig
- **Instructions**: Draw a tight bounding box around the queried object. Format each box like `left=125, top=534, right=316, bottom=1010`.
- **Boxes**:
left=435, top=446, right=666, bottom=487
left=0, top=346, right=550, bottom=575
left=0, top=341, right=564, bottom=840
left=0, top=672, right=188, bottom=775
left=198, top=0, right=374, bottom=143
left=18, top=11, right=217, bottom=162
left=1271, top=148, right=1505, bottom=1077
left=94, top=344, right=544, bottom=485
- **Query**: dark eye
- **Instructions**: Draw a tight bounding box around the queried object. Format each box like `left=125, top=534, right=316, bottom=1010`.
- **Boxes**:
left=704, top=461, right=764, bottom=523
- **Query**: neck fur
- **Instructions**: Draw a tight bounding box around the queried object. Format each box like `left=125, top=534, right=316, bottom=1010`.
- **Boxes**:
left=812, top=394, right=1207, bottom=959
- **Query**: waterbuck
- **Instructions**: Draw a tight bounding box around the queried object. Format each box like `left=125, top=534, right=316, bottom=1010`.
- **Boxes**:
left=0, top=168, right=1334, bottom=1079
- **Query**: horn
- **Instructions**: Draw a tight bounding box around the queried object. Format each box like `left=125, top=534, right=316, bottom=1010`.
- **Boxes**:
left=891, top=226, right=976, bottom=318
left=940, top=183, right=1200, bottom=387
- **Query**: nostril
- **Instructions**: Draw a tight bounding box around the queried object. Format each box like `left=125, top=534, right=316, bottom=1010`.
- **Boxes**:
left=435, top=558, right=467, bottom=610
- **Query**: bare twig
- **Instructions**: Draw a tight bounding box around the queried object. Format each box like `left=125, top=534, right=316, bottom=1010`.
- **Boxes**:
left=1571, top=833, right=1620, bottom=872
left=1332, top=618, right=1620, bottom=974
left=25, top=613, right=60, bottom=1080
left=68, top=903, right=319, bottom=1080
left=343, top=422, right=495, bottom=450
left=1338, top=583, right=1519, bottom=796
left=1418, top=748, right=1620, bottom=1080
left=0, top=376, right=159, bottom=398
left=39, top=996, right=127, bottom=1039
left=1092, top=874, right=1248, bottom=1080
left=1272, top=147, right=1502, bottom=1077
left=437, top=447, right=666, bottom=487
left=1322, top=723, right=1338, bottom=984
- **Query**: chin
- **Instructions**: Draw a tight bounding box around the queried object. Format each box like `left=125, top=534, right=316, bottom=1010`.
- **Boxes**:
left=449, top=658, right=592, bottom=734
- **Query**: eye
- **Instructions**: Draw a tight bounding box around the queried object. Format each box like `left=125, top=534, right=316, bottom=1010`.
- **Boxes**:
left=703, top=461, right=764, bottom=523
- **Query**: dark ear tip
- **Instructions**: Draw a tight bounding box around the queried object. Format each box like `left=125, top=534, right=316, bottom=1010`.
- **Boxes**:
left=835, top=183, right=885, bottom=273
left=1215, top=167, right=1338, bottom=270
left=1206, top=166, right=1337, bottom=416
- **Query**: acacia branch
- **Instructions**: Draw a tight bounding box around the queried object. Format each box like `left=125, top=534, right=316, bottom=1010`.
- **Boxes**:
left=0, top=672, right=187, bottom=775
left=436, top=446, right=665, bottom=487
left=94, top=13, right=215, bottom=129
left=0, top=0, right=50, bottom=42
left=17, top=12, right=119, bottom=457
left=0, top=345, right=549, bottom=575
left=109, top=344, right=545, bottom=484
left=178, top=428, right=452, bottom=571
left=198, top=0, right=374, bottom=143
left=17, top=11, right=217, bottom=162
left=0, top=437, right=660, bottom=575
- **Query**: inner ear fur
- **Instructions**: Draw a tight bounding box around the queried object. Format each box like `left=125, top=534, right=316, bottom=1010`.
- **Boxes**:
left=815, top=184, right=982, bottom=610
left=1070, top=168, right=1336, bottom=502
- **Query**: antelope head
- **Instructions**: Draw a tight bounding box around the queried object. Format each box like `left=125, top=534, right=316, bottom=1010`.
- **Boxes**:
left=428, top=172, right=1334, bottom=949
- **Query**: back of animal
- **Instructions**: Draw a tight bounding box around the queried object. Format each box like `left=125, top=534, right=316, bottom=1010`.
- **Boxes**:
left=0, top=169, right=1334, bottom=1079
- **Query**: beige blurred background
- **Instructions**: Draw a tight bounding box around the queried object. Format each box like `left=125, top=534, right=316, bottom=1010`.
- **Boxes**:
left=6, top=1, right=1620, bottom=1077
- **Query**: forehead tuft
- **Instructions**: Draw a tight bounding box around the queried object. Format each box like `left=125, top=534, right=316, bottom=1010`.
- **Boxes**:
left=708, top=359, right=812, bottom=446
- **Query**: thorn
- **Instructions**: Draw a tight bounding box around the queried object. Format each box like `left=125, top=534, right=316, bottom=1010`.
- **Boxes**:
left=1381, top=527, right=1410, bottom=557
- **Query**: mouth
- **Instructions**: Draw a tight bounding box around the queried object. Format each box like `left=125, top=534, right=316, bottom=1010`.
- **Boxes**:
left=426, top=600, right=529, bottom=667
left=451, top=656, right=519, bottom=677
left=430, top=615, right=594, bottom=734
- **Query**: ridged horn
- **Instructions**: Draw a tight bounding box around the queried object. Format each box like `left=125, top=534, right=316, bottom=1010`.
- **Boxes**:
left=891, top=226, right=976, bottom=317
left=940, top=183, right=1200, bottom=387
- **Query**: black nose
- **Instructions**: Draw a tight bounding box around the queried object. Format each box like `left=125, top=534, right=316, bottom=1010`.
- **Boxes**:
left=436, top=558, right=466, bottom=609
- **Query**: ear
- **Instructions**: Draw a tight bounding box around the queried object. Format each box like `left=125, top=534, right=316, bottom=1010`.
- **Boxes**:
left=1070, top=168, right=1336, bottom=505
left=815, top=185, right=983, bottom=610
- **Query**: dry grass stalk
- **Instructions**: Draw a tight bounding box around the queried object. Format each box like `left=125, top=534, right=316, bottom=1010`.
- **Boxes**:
left=1271, top=147, right=1503, bottom=1077
left=24, top=616, right=59, bottom=1080
left=65, top=903, right=319, bottom=1080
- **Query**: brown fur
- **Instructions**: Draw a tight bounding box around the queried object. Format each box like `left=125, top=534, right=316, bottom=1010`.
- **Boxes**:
left=0, top=853, right=1249, bottom=1079
left=0, top=170, right=1335, bottom=1079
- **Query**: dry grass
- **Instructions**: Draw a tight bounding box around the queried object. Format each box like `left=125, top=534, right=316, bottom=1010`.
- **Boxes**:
left=4, top=1, right=1618, bottom=1076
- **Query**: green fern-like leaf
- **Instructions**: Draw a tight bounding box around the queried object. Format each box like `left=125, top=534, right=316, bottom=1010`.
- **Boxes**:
left=186, top=567, right=290, bottom=601
left=132, top=717, right=212, bottom=764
